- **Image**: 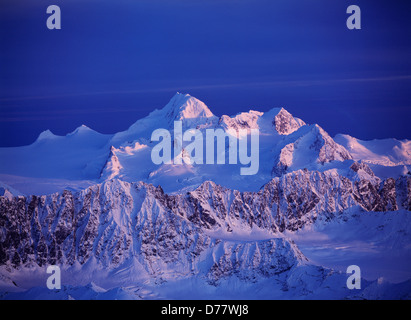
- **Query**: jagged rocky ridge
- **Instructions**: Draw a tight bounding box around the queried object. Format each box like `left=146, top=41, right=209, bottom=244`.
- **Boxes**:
left=272, top=108, right=305, bottom=135
left=1, top=169, right=410, bottom=275
left=0, top=179, right=306, bottom=283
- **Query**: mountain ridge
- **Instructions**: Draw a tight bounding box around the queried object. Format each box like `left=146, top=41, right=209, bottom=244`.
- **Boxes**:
left=0, top=93, right=409, bottom=196
left=1, top=171, right=410, bottom=299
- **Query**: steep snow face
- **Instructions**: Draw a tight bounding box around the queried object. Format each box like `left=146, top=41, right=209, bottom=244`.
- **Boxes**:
left=100, top=146, right=124, bottom=180
left=335, top=134, right=411, bottom=167
left=273, top=124, right=353, bottom=176
left=314, top=125, right=353, bottom=163
left=163, top=92, right=218, bottom=127
left=274, top=143, right=295, bottom=176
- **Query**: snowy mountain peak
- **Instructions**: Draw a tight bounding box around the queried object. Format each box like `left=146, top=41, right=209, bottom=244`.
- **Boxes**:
left=0, top=182, right=23, bottom=199
left=308, top=124, right=353, bottom=163
left=163, top=92, right=217, bottom=126
left=108, top=93, right=217, bottom=147
left=272, top=107, right=305, bottom=135
left=0, top=187, right=13, bottom=201
left=35, top=129, right=57, bottom=142
left=272, top=123, right=353, bottom=176
left=218, top=110, right=263, bottom=132
left=68, top=124, right=96, bottom=136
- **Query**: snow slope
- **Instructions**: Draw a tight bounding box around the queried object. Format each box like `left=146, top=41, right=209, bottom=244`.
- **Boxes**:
left=0, top=125, right=112, bottom=182
left=335, top=134, right=411, bottom=167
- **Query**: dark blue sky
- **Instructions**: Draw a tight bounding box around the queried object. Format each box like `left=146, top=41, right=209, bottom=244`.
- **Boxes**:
left=1, top=0, right=410, bottom=147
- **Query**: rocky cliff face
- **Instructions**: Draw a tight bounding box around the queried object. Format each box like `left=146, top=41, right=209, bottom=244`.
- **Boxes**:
left=273, top=108, right=305, bottom=135
left=0, top=180, right=308, bottom=286
left=1, top=171, right=409, bottom=276
left=168, top=169, right=409, bottom=232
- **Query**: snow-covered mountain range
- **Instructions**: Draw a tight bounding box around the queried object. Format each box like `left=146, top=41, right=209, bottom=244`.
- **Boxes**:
left=0, top=93, right=410, bottom=299
left=1, top=93, right=409, bottom=195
